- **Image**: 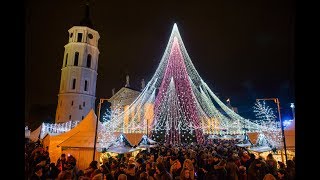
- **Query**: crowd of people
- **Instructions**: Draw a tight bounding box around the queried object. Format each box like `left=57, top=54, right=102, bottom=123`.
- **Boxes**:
left=25, top=138, right=295, bottom=180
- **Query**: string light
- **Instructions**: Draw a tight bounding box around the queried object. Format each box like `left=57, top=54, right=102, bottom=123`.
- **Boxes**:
left=40, top=120, right=80, bottom=139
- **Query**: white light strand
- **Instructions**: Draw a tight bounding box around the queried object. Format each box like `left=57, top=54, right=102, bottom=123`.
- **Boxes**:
left=40, top=120, right=80, bottom=139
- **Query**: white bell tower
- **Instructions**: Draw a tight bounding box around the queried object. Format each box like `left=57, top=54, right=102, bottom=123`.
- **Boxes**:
left=55, top=1, right=100, bottom=123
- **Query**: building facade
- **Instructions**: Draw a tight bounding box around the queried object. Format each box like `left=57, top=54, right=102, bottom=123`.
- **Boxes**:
left=55, top=25, right=100, bottom=123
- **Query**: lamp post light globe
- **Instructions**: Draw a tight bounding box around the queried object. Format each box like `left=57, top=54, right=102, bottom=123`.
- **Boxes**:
left=290, top=103, right=295, bottom=120
left=290, top=103, right=294, bottom=109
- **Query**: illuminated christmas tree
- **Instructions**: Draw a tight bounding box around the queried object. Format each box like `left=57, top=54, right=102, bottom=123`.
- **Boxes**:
left=253, top=100, right=277, bottom=125
left=253, top=100, right=282, bottom=149
left=104, top=23, right=264, bottom=145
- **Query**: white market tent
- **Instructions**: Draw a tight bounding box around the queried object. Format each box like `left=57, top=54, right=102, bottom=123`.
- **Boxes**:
left=249, top=146, right=272, bottom=153
left=137, top=134, right=158, bottom=148
left=29, top=125, right=42, bottom=142
left=106, top=133, right=139, bottom=154
left=246, top=120, right=295, bottom=158
left=42, top=109, right=103, bottom=170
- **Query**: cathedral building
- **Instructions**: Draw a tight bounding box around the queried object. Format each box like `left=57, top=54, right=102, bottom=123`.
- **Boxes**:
left=107, top=76, right=153, bottom=133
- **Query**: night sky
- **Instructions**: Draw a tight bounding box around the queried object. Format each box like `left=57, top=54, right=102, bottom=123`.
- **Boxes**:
left=25, top=0, right=295, bottom=123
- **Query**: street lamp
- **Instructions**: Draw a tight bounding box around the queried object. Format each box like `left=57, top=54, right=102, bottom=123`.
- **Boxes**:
left=290, top=103, right=295, bottom=120
left=256, top=98, right=288, bottom=163
left=93, top=98, right=109, bottom=161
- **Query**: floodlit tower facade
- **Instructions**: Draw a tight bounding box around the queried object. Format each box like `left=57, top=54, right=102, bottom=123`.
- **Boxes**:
left=55, top=3, right=100, bottom=123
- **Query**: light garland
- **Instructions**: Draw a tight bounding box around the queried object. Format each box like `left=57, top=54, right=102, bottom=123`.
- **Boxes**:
left=40, top=120, right=80, bottom=139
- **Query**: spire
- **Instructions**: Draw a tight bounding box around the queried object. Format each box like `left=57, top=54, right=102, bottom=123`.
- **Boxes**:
left=80, top=0, right=94, bottom=28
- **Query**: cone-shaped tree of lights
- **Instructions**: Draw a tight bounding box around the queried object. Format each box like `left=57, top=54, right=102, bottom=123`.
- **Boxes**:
left=152, top=37, right=204, bottom=144
left=103, top=23, right=268, bottom=146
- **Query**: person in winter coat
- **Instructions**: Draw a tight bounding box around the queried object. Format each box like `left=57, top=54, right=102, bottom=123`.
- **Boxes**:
left=56, top=154, right=67, bottom=172
left=155, top=162, right=173, bottom=180
left=46, top=163, right=60, bottom=180
left=180, top=159, right=195, bottom=180
left=248, top=159, right=267, bottom=180
left=266, top=153, right=278, bottom=177
left=226, top=156, right=239, bottom=180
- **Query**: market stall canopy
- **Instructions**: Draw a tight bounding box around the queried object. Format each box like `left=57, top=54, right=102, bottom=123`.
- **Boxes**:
left=220, top=134, right=234, bottom=140
left=29, top=125, right=42, bottom=142
left=124, top=133, right=144, bottom=146
left=137, top=134, right=158, bottom=148
left=234, top=134, right=245, bottom=140
left=247, top=132, right=259, bottom=145
left=249, top=146, right=272, bottom=153
left=42, top=109, right=99, bottom=164
left=236, top=134, right=252, bottom=147
left=207, top=134, right=220, bottom=139
left=106, top=146, right=138, bottom=154
left=236, top=141, right=252, bottom=148
left=106, top=133, right=139, bottom=154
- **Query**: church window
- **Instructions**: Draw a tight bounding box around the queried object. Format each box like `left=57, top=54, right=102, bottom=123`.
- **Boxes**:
left=83, top=102, right=85, bottom=107
left=74, top=52, right=79, bottom=66
left=71, top=101, right=73, bottom=106
left=77, top=33, right=82, bottom=42
left=69, top=115, right=71, bottom=120
left=82, top=116, right=84, bottom=119
left=87, top=54, right=91, bottom=68
left=65, top=53, right=68, bottom=67
left=84, top=80, right=88, bottom=91
left=72, top=79, right=76, bottom=89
